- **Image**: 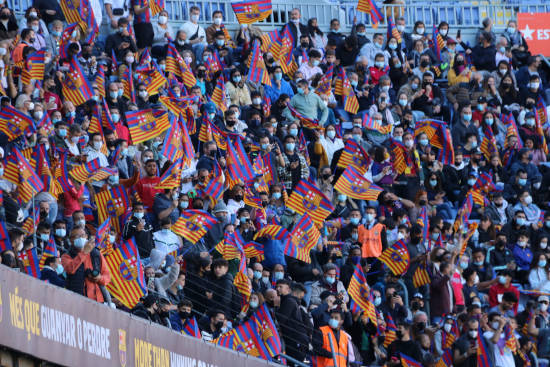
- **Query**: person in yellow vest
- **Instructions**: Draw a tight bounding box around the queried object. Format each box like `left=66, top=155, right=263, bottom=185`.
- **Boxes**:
left=356, top=207, right=387, bottom=258
left=312, top=309, right=356, bottom=367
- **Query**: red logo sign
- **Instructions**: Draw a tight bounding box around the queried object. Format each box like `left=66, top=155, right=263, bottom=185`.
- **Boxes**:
left=517, top=13, right=550, bottom=56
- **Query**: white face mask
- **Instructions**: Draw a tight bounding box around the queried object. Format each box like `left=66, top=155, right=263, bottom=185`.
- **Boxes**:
left=443, top=323, right=452, bottom=333
left=214, top=17, right=222, bottom=25
left=126, top=56, right=134, bottom=64
left=158, top=15, right=168, bottom=24
left=191, top=14, right=199, bottom=22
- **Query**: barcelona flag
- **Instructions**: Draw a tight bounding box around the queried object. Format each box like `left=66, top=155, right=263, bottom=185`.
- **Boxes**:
left=250, top=304, right=282, bottom=358
left=160, top=116, right=184, bottom=163
left=287, top=180, right=335, bottom=226
left=21, top=49, right=45, bottom=85
left=122, top=65, right=136, bottom=103
left=227, top=136, right=255, bottom=183
left=39, top=237, right=58, bottom=269
left=95, top=185, right=130, bottom=235
left=136, top=63, right=167, bottom=96
left=348, top=263, right=377, bottom=325
left=149, top=0, right=164, bottom=16
left=247, top=39, right=271, bottom=86
left=126, top=109, right=171, bottom=144
left=337, top=139, right=371, bottom=174
left=182, top=317, right=202, bottom=339
left=286, top=102, right=320, bottom=130
left=500, top=112, right=523, bottom=149
left=379, top=239, right=410, bottom=276
left=383, top=314, right=397, bottom=347
left=254, top=224, right=291, bottom=242
left=480, top=125, right=500, bottom=162
left=233, top=318, right=272, bottom=360
left=387, top=16, right=401, bottom=44
left=357, top=0, right=383, bottom=27
left=417, top=206, right=429, bottom=246
left=0, top=220, right=12, bottom=251
left=7, top=148, right=45, bottom=203
left=477, top=326, right=493, bottom=367
left=60, top=0, right=83, bottom=30
left=362, top=114, right=392, bottom=134
left=69, top=157, right=102, bottom=183
left=105, top=238, right=146, bottom=309
left=244, top=241, right=264, bottom=261
left=62, top=57, right=94, bottom=106
left=165, top=43, right=197, bottom=89
left=400, top=353, right=423, bottom=367
left=334, top=67, right=359, bottom=114
left=413, top=263, right=431, bottom=288
left=284, top=214, right=320, bottom=263
left=432, top=25, right=445, bottom=61
left=212, top=77, right=228, bottom=112
left=334, top=166, right=383, bottom=201
left=18, top=248, right=41, bottom=278
left=315, top=64, right=334, bottom=96
left=454, top=193, right=474, bottom=234
left=234, top=254, right=251, bottom=298
left=231, top=0, right=272, bottom=24
left=171, top=210, right=219, bottom=243
left=213, top=331, right=235, bottom=349
left=216, top=230, right=245, bottom=260
left=415, top=119, right=454, bottom=165
left=0, top=106, right=35, bottom=141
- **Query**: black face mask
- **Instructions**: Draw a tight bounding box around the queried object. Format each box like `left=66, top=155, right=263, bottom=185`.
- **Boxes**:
left=262, top=201, right=268, bottom=208
left=502, top=82, right=512, bottom=89
left=420, top=60, right=429, bottom=68
left=411, top=236, right=421, bottom=245
left=234, top=195, right=243, bottom=202
left=300, top=42, right=309, bottom=48
left=179, top=311, right=191, bottom=319
left=226, top=119, right=236, bottom=126
left=526, top=102, right=534, bottom=109
left=496, top=240, right=506, bottom=248
left=0, top=13, right=9, bottom=20
left=396, top=330, right=403, bottom=339
left=214, top=321, right=224, bottom=330
left=419, top=199, right=427, bottom=206
left=197, top=70, right=206, bottom=78
left=455, top=60, right=464, bottom=66
left=322, top=173, right=331, bottom=180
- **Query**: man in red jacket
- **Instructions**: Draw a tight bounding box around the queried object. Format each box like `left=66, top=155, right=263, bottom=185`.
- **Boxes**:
left=135, top=159, right=162, bottom=212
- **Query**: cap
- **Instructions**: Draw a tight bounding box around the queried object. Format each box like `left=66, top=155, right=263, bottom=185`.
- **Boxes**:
left=472, top=147, right=483, bottom=155
left=446, top=38, right=457, bottom=45
left=526, top=111, right=535, bottom=118
left=538, top=295, right=549, bottom=303
left=412, top=292, right=423, bottom=299
left=212, top=201, right=228, bottom=214
left=468, top=170, right=479, bottom=178
left=477, top=96, right=487, bottom=103
left=204, top=102, right=216, bottom=114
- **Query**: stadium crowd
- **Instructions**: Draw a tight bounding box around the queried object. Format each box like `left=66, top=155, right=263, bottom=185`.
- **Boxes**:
left=1, top=1, right=550, bottom=366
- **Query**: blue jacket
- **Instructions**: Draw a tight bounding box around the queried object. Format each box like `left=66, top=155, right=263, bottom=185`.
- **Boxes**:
left=512, top=244, right=533, bottom=271
left=40, top=267, right=66, bottom=288
left=264, top=78, right=294, bottom=103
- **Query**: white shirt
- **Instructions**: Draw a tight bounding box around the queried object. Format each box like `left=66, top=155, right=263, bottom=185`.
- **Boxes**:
left=153, top=229, right=181, bottom=256
left=319, top=135, right=344, bottom=165
left=65, top=139, right=80, bottom=156
left=483, top=331, right=516, bottom=367
left=104, top=0, right=130, bottom=21
left=297, top=63, right=323, bottom=83
left=358, top=43, right=387, bottom=66
left=83, top=146, right=109, bottom=167
left=180, top=22, right=207, bottom=46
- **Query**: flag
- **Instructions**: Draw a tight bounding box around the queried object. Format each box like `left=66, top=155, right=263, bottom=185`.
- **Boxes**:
left=213, top=331, right=235, bottom=349
left=413, top=263, right=431, bottom=288
left=105, top=238, right=146, bottom=309
left=387, top=16, right=401, bottom=44
left=69, top=157, right=102, bottom=182
left=260, top=29, right=281, bottom=55
left=337, top=139, right=371, bottom=174
left=243, top=241, right=264, bottom=261
left=136, top=64, right=167, bottom=96
left=165, top=43, right=197, bottom=88
left=160, top=116, right=184, bottom=162
left=250, top=304, right=282, bottom=358
left=226, top=136, right=255, bottom=183
left=155, top=158, right=183, bottom=189
left=18, top=248, right=41, bottom=278
left=253, top=224, right=291, bottom=242
left=432, top=25, right=444, bottom=61
left=348, top=263, right=377, bottom=323
left=59, top=0, right=83, bottom=29
left=400, top=353, right=423, bottom=367
left=315, top=64, right=334, bottom=96
left=234, top=254, right=251, bottom=298
left=247, top=39, right=271, bottom=86
left=21, top=207, right=40, bottom=234
left=121, top=65, right=136, bottom=103
left=21, top=49, right=45, bottom=85
left=287, top=180, right=335, bottom=226
left=503, top=324, right=518, bottom=354
left=231, top=0, right=272, bottom=24
left=477, top=326, right=493, bottom=367
left=454, top=194, right=474, bottom=234
left=233, top=318, right=272, bottom=360
left=211, top=77, right=228, bottom=112
left=39, top=237, right=58, bottom=269
left=79, top=0, right=99, bottom=43
left=262, top=95, right=271, bottom=116
left=62, top=57, right=94, bottom=106
left=286, top=102, right=320, bottom=129
left=362, top=114, right=392, bottom=134
left=95, top=185, right=130, bottom=234
left=8, top=148, right=45, bottom=203
left=536, top=95, right=547, bottom=126
left=0, top=220, right=12, bottom=251
left=284, top=214, right=320, bottom=263
left=390, top=138, right=419, bottom=175
left=171, top=210, right=218, bottom=243
left=126, top=109, right=171, bottom=144
left=415, top=119, right=454, bottom=164
left=0, top=105, right=35, bottom=139
left=334, top=166, right=383, bottom=200
left=384, top=314, right=397, bottom=347
left=501, top=112, right=523, bottom=149
left=357, top=0, right=383, bottom=27
left=534, top=101, right=549, bottom=155
left=480, top=125, right=500, bottom=162
left=149, top=0, right=164, bottom=16
left=379, top=239, right=410, bottom=276
left=182, top=317, right=202, bottom=339
left=335, top=67, right=359, bottom=114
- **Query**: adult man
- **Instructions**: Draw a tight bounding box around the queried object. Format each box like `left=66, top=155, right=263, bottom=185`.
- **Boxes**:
left=386, top=320, right=423, bottom=365
left=135, top=159, right=162, bottom=212
left=61, top=226, right=111, bottom=303
left=283, top=79, right=327, bottom=125
left=312, top=309, right=355, bottom=366
left=122, top=202, right=154, bottom=258
left=281, top=8, right=307, bottom=48
left=453, top=318, right=481, bottom=367
left=180, top=6, right=207, bottom=60
left=358, top=206, right=387, bottom=258
left=310, top=263, right=349, bottom=307
left=484, top=312, right=516, bottom=366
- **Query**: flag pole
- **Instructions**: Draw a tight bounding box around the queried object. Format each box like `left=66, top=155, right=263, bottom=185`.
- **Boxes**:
left=32, top=192, right=37, bottom=248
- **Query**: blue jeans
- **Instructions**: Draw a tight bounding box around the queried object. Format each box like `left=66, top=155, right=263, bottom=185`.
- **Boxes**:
left=436, top=202, right=457, bottom=221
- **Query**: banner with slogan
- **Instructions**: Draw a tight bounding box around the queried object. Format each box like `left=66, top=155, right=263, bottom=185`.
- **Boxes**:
left=517, top=12, right=550, bottom=56
left=0, top=266, right=280, bottom=367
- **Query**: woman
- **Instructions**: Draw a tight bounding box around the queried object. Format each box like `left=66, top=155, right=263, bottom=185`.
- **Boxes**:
left=425, top=172, right=455, bottom=221
left=524, top=137, right=547, bottom=166
left=498, top=73, right=519, bottom=108
left=448, top=53, right=471, bottom=86
left=529, top=252, right=548, bottom=290
left=266, top=184, right=285, bottom=219
left=152, top=10, right=174, bottom=57
left=21, top=7, right=49, bottom=39
left=384, top=36, right=407, bottom=74
left=236, top=292, right=265, bottom=323
left=317, top=124, right=344, bottom=167
left=226, top=68, right=251, bottom=106
left=492, top=60, right=517, bottom=86
left=479, top=110, right=505, bottom=148
left=391, top=92, right=410, bottom=121
left=484, top=154, right=505, bottom=185
left=307, top=18, right=326, bottom=52
left=371, top=146, right=394, bottom=189
left=477, top=215, right=496, bottom=246
left=226, top=185, right=245, bottom=217
left=481, top=75, right=502, bottom=104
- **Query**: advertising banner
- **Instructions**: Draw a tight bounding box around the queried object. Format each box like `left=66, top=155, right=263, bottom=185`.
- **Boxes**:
left=0, top=266, right=275, bottom=367
left=517, top=12, right=550, bottom=57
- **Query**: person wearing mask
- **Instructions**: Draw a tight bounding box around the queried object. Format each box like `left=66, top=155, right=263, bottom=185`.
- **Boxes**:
left=311, top=309, right=355, bottom=366
left=359, top=33, right=386, bottom=67
left=122, top=201, right=154, bottom=257
left=484, top=312, right=516, bottom=366
left=199, top=310, right=226, bottom=342
left=510, top=148, right=542, bottom=187
left=451, top=105, right=479, bottom=147
left=469, top=248, right=497, bottom=290
left=471, top=31, right=497, bottom=72
left=501, top=210, right=532, bottom=245
left=40, top=256, right=66, bottom=287
left=357, top=206, right=387, bottom=260
left=264, top=66, right=294, bottom=102
left=386, top=321, right=423, bottom=365
left=486, top=232, right=514, bottom=273
left=135, top=159, right=162, bottom=213
left=529, top=253, right=548, bottom=290
left=169, top=299, right=194, bottom=333
left=277, top=134, right=309, bottom=190
left=283, top=79, right=327, bottom=124
left=488, top=270, right=519, bottom=314
left=281, top=8, right=307, bottom=48
left=297, top=49, right=323, bottom=83
left=310, top=263, right=349, bottom=307
left=105, top=17, right=137, bottom=61
left=61, top=226, right=111, bottom=303
left=131, top=293, right=163, bottom=323
left=453, top=318, right=480, bottom=367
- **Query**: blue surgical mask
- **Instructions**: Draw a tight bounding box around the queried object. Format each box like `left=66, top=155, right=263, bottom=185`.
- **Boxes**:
left=463, top=114, right=472, bottom=122
left=55, top=228, right=66, bottom=237
left=374, top=297, right=382, bottom=306
left=350, top=217, right=360, bottom=225
left=485, top=118, right=493, bottom=125
left=516, top=218, right=526, bottom=226
left=419, top=138, right=429, bottom=146
left=261, top=143, right=269, bottom=150
left=477, top=104, right=484, bottom=111
left=233, top=76, right=242, bottom=83
left=134, top=212, right=144, bottom=219
left=399, top=99, right=408, bottom=107
left=58, top=128, right=67, bottom=137
left=274, top=271, right=284, bottom=280
left=109, top=91, right=118, bottom=99
left=180, top=201, right=189, bottom=209
left=109, top=176, right=119, bottom=185
left=253, top=270, right=262, bottom=279
left=375, top=61, right=385, bottom=68
left=365, top=213, right=374, bottom=223
left=312, top=60, right=320, bottom=67
left=240, top=216, right=249, bottom=223
left=546, top=220, right=550, bottom=228
left=539, top=260, right=547, bottom=268
left=249, top=300, right=259, bottom=309
left=289, top=128, right=298, bottom=136
left=52, top=31, right=61, bottom=37
left=272, top=192, right=281, bottom=200
left=498, top=275, right=507, bottom=284
left=411, top=83, right=418, bottom=90
left=118, top=89, right=123, bottom=97
left=56, top=264, right=64, bottom=275
left=518, top=178, right=527, bottom=186
left=109, top=235, right=116, bottom=243
left=351, top=233, right=358, bottom=241
left=111, top=113, right=120, bottom=123
left=470, top=141, right=477, bottom=148
left=467, top=178, right=476, bottom=186
left=389, top=43, right=397, bottom=50
left=216, top=39, right=224, bottom=46
left=325, top=276, right=335, bottom=285
left=285, top=143, right=295, bottom=151
left=429, top=179, right=437, bottom=187
left=473, top=260, right=484, bottom=266
left=297, top=87, right=304, bottom=95
left=274, top=72, right=282, bottom=80
left=40, top=234, right=50, bottom=242
left=338, top=194, right=347, bottom=202
left=73, top=237, right=86, bottom=249
left=460, top=261, right=469, bottom=269
left=328, top=318, right=339, bottom=329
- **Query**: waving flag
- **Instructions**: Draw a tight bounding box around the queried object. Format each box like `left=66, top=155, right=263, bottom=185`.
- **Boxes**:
left=126, top=109, right=170, bottom=144
left=417, top=206, right=429, bottom=246
left=335, top=67, right=359, bottom=114
left=337, top=139, right=371, bottom=174
left=0, top=220, right=12, bottom=251
left=213, top=331, right=235, bottom=349
left=212, top=77, right=228, bottom=112
left=534, top=102, right=549, bottom=155
left=415, top=119, right=454, bottom=164
left=247, top=39, right=271, bottom=86
left=232, top=0, right=272, bottom=24
left=21, top=49, right=45, bottom=85
left=39, top=237, right=58, bottom=269
left=348, top=263, right=377, bottom=324
left=233, top=318, right=272, bottom=360
left=172, top=210, right=218, bottom=243
left=182, top=317, right=202, bottom=338
left=260, top=29, right=281, bottom=54
left=283, top=214, right=320, bottom=263
left=234, top=253, right=251, bottom=299
left=69, top=157, right=102, bottom=182
left=454, top=193, right=474, bottom=234
left=357, top=0, right=383, bottom=27
left=167, top=44, right=197, bottom=89
left=287, top=180, right=335, bottom=226
left=60, top=0, right=84, bottom=29
left=384, top=314, right=397, bottom=347
left=22, top=206, right=40, bottom=234
left=136, top=64, right=167, bottom=96
left=226, top=136, right=255, bottom=183
left=95, top=185, right=130, bottom=234
left=477, top=326, right=493, bottom=367
left=413, top=263, right=431, bottom=287
left=536, top=95, right=548, bottom=126
left=387, top=16, right=401, bottom=44
left=432, top=25, right=444, bottom=61
left=161, top=116, right=184, bottom=162
left=0, top=106, right=35, bottom=141
left=379, top=239, right=410, bottom=276
left=7, top=148, right=45, bottom=203
left=250, top=304, right=281, bottom=357
left=316, top=64, right=334, bottom=96
left=18, top=248, right=41, bottom=278
left=105, top=238, right=146, bottom=309
left=335, top=166, right=383, bottom=200
left=400, top=353, right=423, bottom=367
left=149, top=0, right=164, bottom=15
left=474, top=171, right=495, bottom=193
left=244, top=241, right=264, bottom=261
left=480, top=125, right=500, bottom=161
left=254, top=224, right=291, bottom=243
left=62, top=57, right=94, bottom=106
left=79, top=0, right=99, bottom=42
left=501, top=112, right=523, bottom=149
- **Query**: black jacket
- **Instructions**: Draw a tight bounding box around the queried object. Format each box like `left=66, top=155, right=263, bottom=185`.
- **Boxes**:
left=276, top=294, right=309, bottom=346
left=122, top=216, right=154, bottom=258
left=40, top=267, right=66, bottom=287
left=206, top=272, right=234, bottom=317
left=281, top=22, right=308, bottom=48
left=105, top=32, right=137, bottom=62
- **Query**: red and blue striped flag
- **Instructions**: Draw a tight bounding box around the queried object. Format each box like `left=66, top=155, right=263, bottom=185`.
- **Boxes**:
left=231, top=0, right=272, bottom=24
left=357, top=0, right=383, bottom=27
left=233, top=318, right=272, bottom=360
left=284, top=214, right=320, bottom=263
left=39, top=237, right=58, bottom=269
left=477, top=326, right=493, bottom=367
left=387, top=16, right=401, bottom=44
left=379, top=239, right=410, bottom=276
left=400, top=353, right=423, bottom=367
left=417, top=206, right=429, bottom=247
left=172, top=210, right=219, bottom=243
left=0, top=220, right=12, bottom=251
left=0, top=106, right=35, bottom=141
left=334, top=165, right=383, bottom=200
left=337, top=139, right=371, bottom=174
left=247, top=39, right=271, bottom=86
left=250, top=303, right=282, bottom=358
left=348, top=263, right=377, bottom=324
left=62, top=56, right=94, bottom=106
left=183, top=317, right=202, bottom=339
left=227, top=136, right=255, bottom=183
left=501, top=112, right=523, bottom=149
left=18, top=248, right=41, bottom=278
left=383, top=314, right=397, bottom=347
left=315, top=63, right=334, bottom=96
left=287, top=180, right=335, bottom=226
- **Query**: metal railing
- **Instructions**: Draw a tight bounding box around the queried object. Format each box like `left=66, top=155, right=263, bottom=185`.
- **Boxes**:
left=7, top=0, right=550, bottom=31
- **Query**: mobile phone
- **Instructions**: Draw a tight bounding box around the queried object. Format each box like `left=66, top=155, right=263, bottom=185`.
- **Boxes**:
left=457, top=30, right=461, bottom=39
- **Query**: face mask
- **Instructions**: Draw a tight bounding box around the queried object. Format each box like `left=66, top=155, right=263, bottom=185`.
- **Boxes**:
left=524, top=195, right=533, bottom=205
left=420, top=60, right=429, bottom=68
left=539, top=259, right=547, bottom=268
left=216, top=39, right=224, bottom=46
left=397, top=98, right=408, bottom=107
left=484, top=117, right=494, bottom=125
left=397, top=232, right=405, bottom=241
left=460, top=261, right=469, bottom=269
left=498, top=275, right=507, bottom=284
left=109, top=176, right=119, bottom=185
left=404, top=140, right=414, bottom=148
left=365, top=213, right=374, bottom=223
left=490, top=321, right=500, bottom=330
left=249, top=300, right=259, bottom=309
left=518, top=178, right=527, bottom=186
left=530, top=82, right=540, bottom=90
left=125, top=55, right=134, bottom=64
left=353, top=133, right=362, bottom=142
left=516, top=218, right=526, bottom=226
left=213, top=17, right=222, bottom=25
left=139, top=91, right=148, bottom=99
left=191, top=14, right=199, bottom=22
left=233, top=76, right=242, bottom=83
left=326, top=130, right=336, bottom=139
left=507, top=27, right=515, bottom=34
left=240, top=216, right=250, bottom=224
left=274, top=72, right=283, bottom=81
left=31, top=24, right=39, bottom=33
left=274, top=271, right=284, bottom=280
left=428, top=179, right=438, bottom=187
left=443, top=323, right=452, bottom=333
left=373, top=296, right=382, bottom=306
left=411, top=83, right=418, bottom=90
left=208, top=113, right=216, bottom=121
left=526, top=118, right=535, bottom=127
left=388, top=43, right=397, bottom=50
left=350, top=217, right=360, bottom=225
left=541, top=241, right=548, bottom=249
left=312, top=60, right=320, bottom=67
left=253, top=97, right=262, bottom=105
left=350, top=80, right=358, bottom=88
left=74, top=237, right=86, bottom=249
left=179, top=201, right=189, bottom=210
left=328, top=318, right=339, bottom=329
left=498, top=69, right=508, bottom=76
left=416, top=27, right=425, bottom=34
left=53, top=263, right=64, bottom=275
left=419, top=138, right=429, bottom=146
left=351, top=233, right=358, bottom=241
left=296, top=87, right=304, bottom=95
left=463, top=114, right=472, bottom=122
left=473, top=260, right=483, bottom=267
left=156, top=14, right=168, bottom=24
left=93, top=141, right=102, bottom=150
left=397, top=25, right=405, bottom=32
left=375, top=61, right=385, bottom=68
left=518, top=241, right=527, bottom=248
left=541, top=303, right=549, bottom=312
left=468, top=330, right=478, bottom=339
left=133, top=211, right=144, bottom=220
left=325, top=276, right=335, bottom=285
left=375, top=42, right=382, bottom=49
left=285, top=143, right=295, bottom=151
left=40, top=233, right=49, bottom=242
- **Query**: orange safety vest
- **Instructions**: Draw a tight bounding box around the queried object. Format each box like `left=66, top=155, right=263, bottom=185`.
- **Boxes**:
left=312, top=326, right=349, bottom=367
left=358, top=222, right=384, bottom=258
